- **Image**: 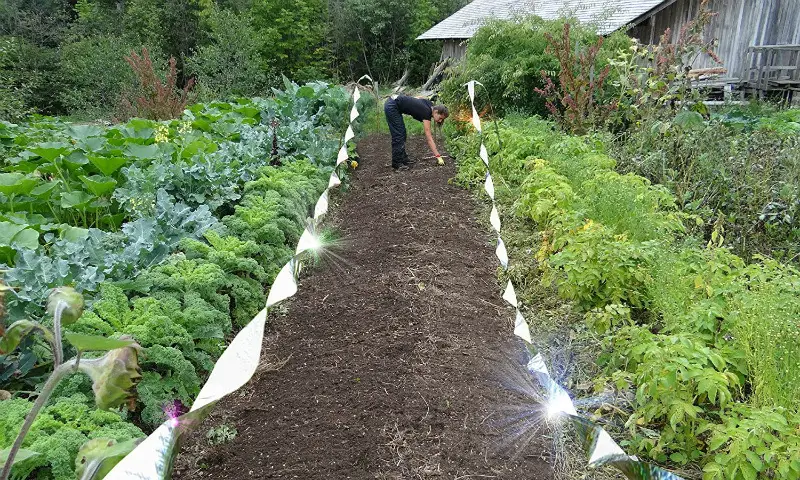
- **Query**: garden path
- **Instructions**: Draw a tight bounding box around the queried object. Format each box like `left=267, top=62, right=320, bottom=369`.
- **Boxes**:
left=174, top=134, right=553, bottom=479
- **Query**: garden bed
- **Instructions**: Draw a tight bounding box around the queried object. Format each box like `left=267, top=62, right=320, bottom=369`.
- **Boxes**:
left=0, top=81, right=369, bottom=479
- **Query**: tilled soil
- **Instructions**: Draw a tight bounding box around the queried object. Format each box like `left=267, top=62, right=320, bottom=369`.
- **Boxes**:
left=174, top=134, right=554, bottom=479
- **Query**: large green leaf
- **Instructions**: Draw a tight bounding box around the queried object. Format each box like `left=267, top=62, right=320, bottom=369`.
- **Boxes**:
left=78, top=136, right=108, bottom=152
left=672, top=111, right=705, bottom=130
left=79, top=175, right=117, bottom=196
left=124, top=143, right=159, bottom=160
left=64, top=333, right=134, bottom=352
left=0, top=221, right=39, bottom=250
left=67, top=124, right=104, bottom=139
left=64, top=150, right=90, bottom=170
left=0, top=172, right=39, bottom=196
left=60, top=191, right=95, bottom=208
left=88, top=155, right=128, bottom=176
left=27, top=141, right=70, bottom=162
left=180, top=139, right=218, bottom=159
left=30, top=181, right=60, bottom=198
left=296, top=86, right=316, bottom=98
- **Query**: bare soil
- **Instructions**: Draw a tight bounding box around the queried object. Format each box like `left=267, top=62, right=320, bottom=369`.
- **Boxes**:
left=174, top=134, right=554, bottom=479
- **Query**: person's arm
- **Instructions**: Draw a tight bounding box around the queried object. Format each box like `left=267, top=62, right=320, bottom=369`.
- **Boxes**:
left=423, top=120, right=441, bottom=158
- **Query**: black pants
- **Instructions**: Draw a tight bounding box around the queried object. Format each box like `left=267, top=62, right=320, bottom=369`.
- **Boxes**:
left=384, top=98, right=408, bottom=168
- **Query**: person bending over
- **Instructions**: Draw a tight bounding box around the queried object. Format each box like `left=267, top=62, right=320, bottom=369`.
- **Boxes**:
left=384, top=94, right=449, bottom=171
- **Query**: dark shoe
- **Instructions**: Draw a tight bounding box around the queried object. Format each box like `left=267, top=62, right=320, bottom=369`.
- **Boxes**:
left=405, top=156, right=418, bottom=165
left=394, top=164, right=411, bottom=172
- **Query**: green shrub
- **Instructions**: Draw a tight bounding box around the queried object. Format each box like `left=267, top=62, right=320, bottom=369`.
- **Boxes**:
left=729, top=259, right=800, bottom=410
left=59, top=35, right=139, bottom=119
left=611, top=112, right=800, bottom=262
left=703, top=404, right=800, bottom=480
left=185, top=8, right=272, bottom=100
left=440, top=17, right=630, bottom=118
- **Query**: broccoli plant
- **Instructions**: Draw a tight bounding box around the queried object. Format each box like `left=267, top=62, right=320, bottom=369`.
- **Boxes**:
left=0, top=287, right=142, bottom=480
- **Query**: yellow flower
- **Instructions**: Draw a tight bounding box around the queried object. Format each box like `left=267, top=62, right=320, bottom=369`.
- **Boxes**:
left=350, top=160, right=358, bottom=169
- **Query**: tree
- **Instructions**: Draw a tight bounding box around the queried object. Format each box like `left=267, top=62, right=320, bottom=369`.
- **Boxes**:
left=250, top=0, right=329, bottom=82
left=186, top=7, right=271, bottom=99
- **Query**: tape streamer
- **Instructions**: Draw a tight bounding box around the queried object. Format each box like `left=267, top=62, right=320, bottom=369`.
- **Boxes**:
left=489, top=205, right=501, bottom=233
left=314, top=190, right=330, bottom=219
left=337, top=144, right=350, bottom=165
left=479, top=144, right=489, bottom=167
left=513, top=309, right=532, bottom=343
left=502, top=280, right=518, bottom=308
left=484, top=172, right=495, bottom=200
left=106, top=84, right=366, bottom=480
left=328, top=170, right=342, bottom=189
left=496, top=236, right=509, bottom=268
left=463, top=80, right=685, bottom=480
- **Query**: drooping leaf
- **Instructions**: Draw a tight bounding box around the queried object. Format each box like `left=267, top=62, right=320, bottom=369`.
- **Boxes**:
left=75, top=438, right=141, bottom=480
left=672, top=111, right=705, bottom=130
left=0, top=172, right=39, bottom=196
left=65, top=333, right=133, bottom=352
left=30, top=181, right=60, bottom=198
left=27, top=141, right=70, bottom=161
left=79, top=175, right=117, bottom=196
left=60, top=191, right=96, bottom=208
left=88, top=155, right=128, bottom=176
left=0, top=320, right=54, bottom=355
left=124, top=143, right=159, bottom=160
left=0, top=448, right=41, bottom=469
left=48, top=286, right=85, bottom=325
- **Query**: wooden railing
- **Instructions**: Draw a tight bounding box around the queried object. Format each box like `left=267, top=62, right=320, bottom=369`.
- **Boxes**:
left=744, top=44, right=800, bottom=95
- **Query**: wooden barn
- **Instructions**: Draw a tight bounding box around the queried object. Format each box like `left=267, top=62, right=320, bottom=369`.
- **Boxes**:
left=418, top=0, right=800, bottom=96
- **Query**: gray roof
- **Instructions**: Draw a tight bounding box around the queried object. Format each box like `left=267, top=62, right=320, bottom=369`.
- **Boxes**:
left=417, top=0, right=667, bottom=39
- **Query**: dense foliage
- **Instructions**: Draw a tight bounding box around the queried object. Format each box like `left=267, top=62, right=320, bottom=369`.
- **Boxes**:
left=611, top=107, right=800, bottom=262
left=439, top=17, right=631, bottom=118
left=0, top=0, right=466, bottom=120
left=449, top=116, right=800, bottom=479
left=0, top=81, right=368, bottom=479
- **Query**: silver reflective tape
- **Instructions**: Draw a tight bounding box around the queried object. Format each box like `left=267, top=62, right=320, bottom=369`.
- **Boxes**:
left=484, top=172, right=495, bottom=200
left=503, top=280, right=518, bottom=307
left=295, top=227, right=318, bottom=255
left=513, top=309, right=532, bottom=343
left=490, top=204, right=501, bottom=233
left=496, top=236, right=508, bottom=268
left=192, top=309, right=268, bottom=410
left=336, top=144, right=350, bottom=165
left=328, top=170, right=342, bottom=189
left=314, top=190, right=329, bottom=219
left=265, top=259, right=299, bottom=307
left=588, top=428, right=628, bottom=466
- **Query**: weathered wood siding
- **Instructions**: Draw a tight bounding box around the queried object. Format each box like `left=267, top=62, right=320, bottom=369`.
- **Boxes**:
left=628, top=0, right=800, bottom=79
left=441, top=39, right=468, bottom=61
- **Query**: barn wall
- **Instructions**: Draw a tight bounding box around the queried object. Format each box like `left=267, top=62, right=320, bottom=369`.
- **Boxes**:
left=629, top=0, right=800, bottom=80
left=441, top=39, right=468, bottom=61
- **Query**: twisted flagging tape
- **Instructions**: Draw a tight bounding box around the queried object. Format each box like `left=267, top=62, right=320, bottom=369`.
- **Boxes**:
left=105, top=76, right=373, bottom=480
left=463, top=80, right=683, bottom=480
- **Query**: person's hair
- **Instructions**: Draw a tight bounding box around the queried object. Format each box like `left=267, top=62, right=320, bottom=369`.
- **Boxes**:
left=433, top=105, right=449, bottom=117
